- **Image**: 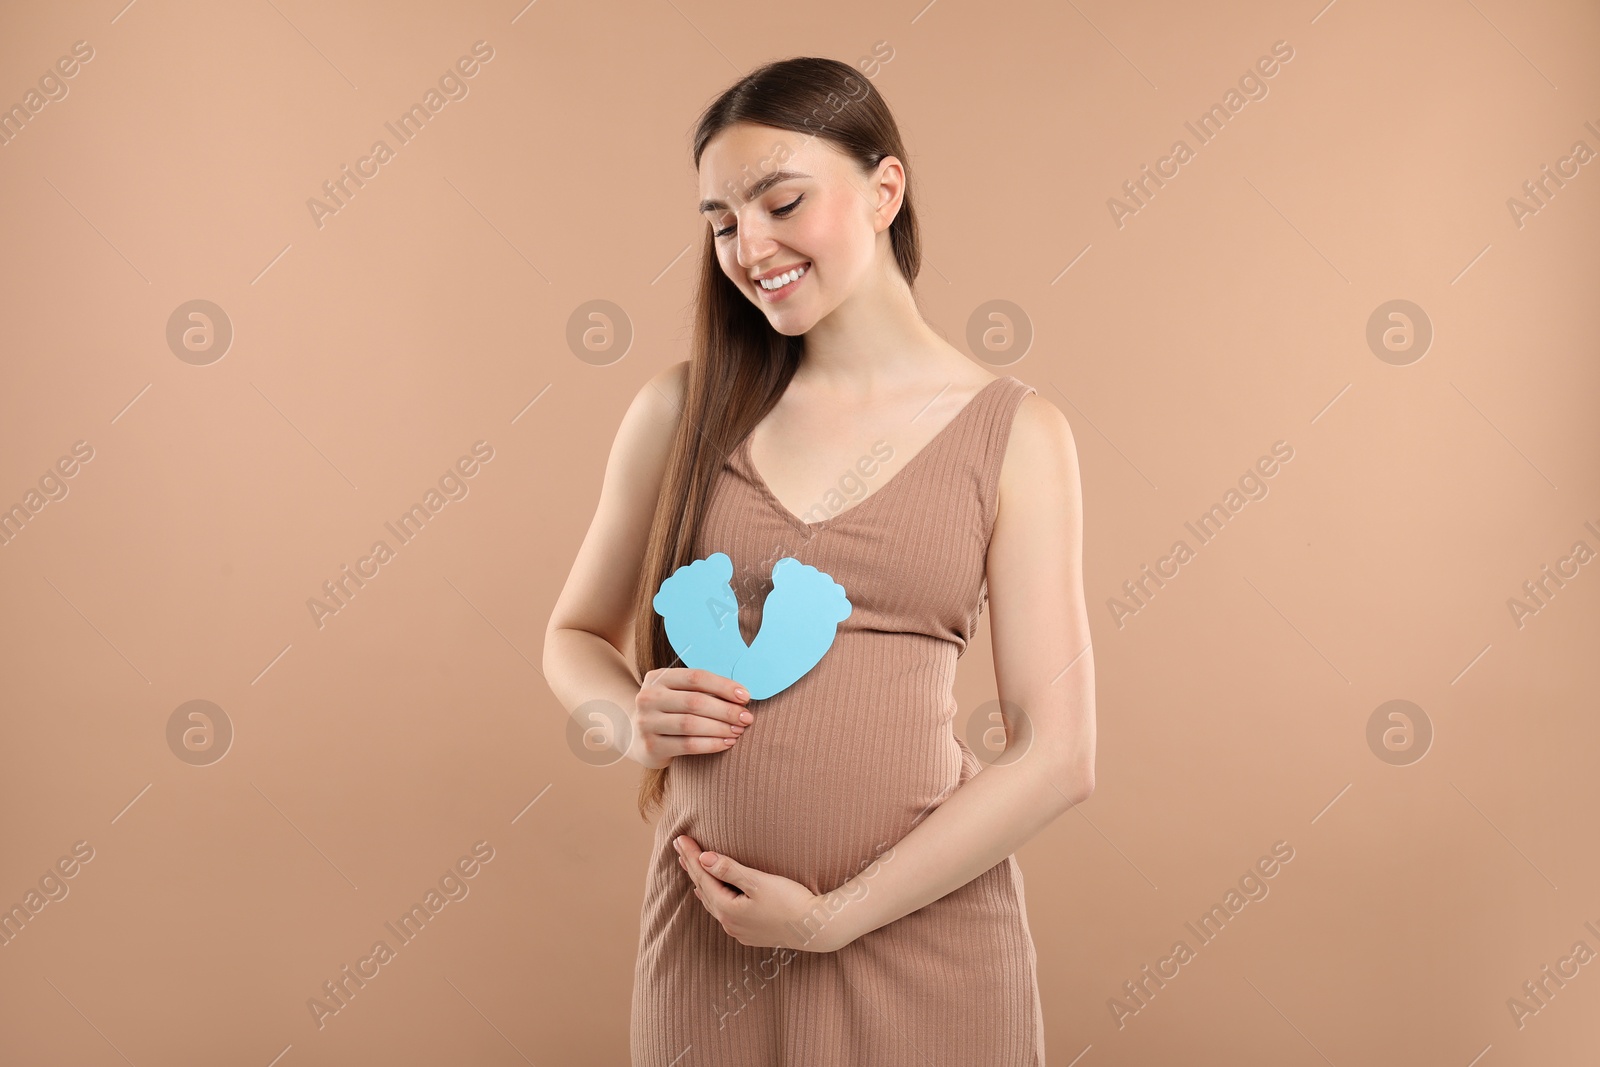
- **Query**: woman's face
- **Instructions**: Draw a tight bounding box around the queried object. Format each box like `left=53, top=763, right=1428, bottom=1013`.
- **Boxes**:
left=697, top=122, right=898, bottom=335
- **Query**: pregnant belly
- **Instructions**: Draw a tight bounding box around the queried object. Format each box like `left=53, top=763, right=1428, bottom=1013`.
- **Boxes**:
left=662, top=686, right=967, bottom=895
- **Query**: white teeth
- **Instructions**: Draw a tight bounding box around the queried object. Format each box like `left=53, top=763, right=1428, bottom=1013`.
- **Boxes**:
left=759, top=264, right=808, bottom=290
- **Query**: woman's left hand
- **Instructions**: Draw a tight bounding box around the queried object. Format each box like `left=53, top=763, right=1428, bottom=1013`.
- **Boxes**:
left=674, top=834, right=849, bottom=953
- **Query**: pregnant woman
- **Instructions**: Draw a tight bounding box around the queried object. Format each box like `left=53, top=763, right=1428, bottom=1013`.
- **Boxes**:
left=543, top=57, right=1096, bottom=1065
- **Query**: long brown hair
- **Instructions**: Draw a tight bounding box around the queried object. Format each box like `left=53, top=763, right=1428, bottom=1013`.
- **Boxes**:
left=631, top=56, right=923, bottom=820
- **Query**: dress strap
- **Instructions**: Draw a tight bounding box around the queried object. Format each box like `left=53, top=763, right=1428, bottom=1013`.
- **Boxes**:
left=976, top=377, right=1039, bottom=544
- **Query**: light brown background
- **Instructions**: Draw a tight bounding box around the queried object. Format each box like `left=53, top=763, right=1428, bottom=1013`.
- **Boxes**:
left=1, top=0, right=1596, bottom=1064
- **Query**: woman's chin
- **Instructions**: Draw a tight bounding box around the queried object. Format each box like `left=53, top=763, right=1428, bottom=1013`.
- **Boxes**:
left=763, top=310, right=817, bottom=337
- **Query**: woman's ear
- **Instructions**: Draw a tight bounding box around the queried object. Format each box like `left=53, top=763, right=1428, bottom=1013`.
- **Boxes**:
left=871, top=155, right=906, bottom=232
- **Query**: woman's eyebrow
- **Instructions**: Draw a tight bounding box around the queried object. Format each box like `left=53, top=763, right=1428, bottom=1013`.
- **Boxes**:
left=698, top=169, right=811, bottom=214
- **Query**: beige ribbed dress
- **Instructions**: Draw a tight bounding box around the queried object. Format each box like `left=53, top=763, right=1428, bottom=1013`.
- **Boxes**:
left=631, top=375, right=1046, bottom=1066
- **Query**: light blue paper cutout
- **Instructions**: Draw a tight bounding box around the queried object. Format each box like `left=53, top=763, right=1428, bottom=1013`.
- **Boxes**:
left=736, top=558, right=852, bottom=699
left=650, top=552, right=747, bottom=679
left=651, top=552, right=852, bottom=700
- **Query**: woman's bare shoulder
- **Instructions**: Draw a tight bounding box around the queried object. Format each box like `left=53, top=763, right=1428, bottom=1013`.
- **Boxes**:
left=543, top=360, right=692, bottom=646
left=644, top=359, right=691, bottom=416
left=618, top=359, right=691, bottom=463
left=999, top=389, right=1081, bottom=509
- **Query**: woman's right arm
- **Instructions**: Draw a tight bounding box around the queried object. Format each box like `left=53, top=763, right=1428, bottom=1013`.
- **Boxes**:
left=541, top=360, right=752, bottom=769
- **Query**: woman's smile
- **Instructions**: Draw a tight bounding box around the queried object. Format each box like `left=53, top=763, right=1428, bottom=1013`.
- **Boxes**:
left=754, top=261, right=810, bottom=302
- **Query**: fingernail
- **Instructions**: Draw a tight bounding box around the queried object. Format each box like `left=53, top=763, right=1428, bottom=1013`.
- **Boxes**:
left=739, top=711, right=753, bottom=724
left=735, top=687, right=749, bottom=702
left=731, top=724, right=745, bottom=734
left=702, top=852, right=717, bottom=863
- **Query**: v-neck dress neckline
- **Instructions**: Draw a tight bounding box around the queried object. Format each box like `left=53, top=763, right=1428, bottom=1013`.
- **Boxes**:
left=735, top=376, right=1013, bottom=535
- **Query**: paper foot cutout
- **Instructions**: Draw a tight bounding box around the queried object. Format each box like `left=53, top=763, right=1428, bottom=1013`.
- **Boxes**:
left=734, top=557, right=853, bottom=699
left=651, top=552, right=852, bottom=700
left=650, top=552, right=747, bottom=678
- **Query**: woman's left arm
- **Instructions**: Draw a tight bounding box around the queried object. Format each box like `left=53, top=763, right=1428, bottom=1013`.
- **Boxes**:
left=677, top=394, right=1096, bottom=952
left=814, top=393, right=1097, bottom=948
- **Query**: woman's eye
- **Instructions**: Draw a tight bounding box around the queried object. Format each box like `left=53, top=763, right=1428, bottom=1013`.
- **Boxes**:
left=713, top=193, right=804, bottom=239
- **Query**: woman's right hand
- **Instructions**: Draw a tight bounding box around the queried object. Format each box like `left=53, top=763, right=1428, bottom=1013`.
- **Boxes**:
left=626, top=667, right=753, bottom=769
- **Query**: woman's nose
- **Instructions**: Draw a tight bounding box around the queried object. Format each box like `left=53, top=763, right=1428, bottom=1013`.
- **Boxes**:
left=736, top=219, right=776, bottom=269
